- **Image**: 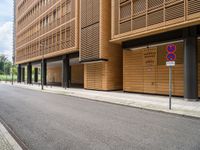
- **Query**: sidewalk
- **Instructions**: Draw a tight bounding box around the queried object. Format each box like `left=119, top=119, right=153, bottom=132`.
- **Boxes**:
left=0, top=122, right=22, bottom=150
left=4, top=82, right=200, bottom=119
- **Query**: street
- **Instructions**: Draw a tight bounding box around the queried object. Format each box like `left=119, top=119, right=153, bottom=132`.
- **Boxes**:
left=0, top=84, right=200, bottom=150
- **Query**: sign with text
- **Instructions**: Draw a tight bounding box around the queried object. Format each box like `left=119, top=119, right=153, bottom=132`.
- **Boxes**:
left=166, top=44, right=176, bottom=67
left=166, top=61, right=175, bottom=67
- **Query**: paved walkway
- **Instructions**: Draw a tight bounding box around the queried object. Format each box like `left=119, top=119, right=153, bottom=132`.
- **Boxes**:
left=3, top=82, right=200, bottom=118
left=0, top=122, right=22, bottom=150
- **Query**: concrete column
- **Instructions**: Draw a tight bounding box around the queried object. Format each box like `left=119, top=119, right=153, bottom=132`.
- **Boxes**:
left=41, top=60, right=47, bottom=85
left=17, top=64, right=21, bottom=83
left=184, top=27, right=198, bottom=101
left=34, top=68, right=38, bottom=83
left=62, top=55, right=70, bottom=88
left=27, top=63, right=32, bottom=84
left=22, top=68, right=25, bottom=82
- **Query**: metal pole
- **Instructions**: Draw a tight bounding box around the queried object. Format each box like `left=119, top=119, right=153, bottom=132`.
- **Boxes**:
left=41, top=50, right=44, bottom=90
left=169, top=66, right=172, bottom=110
left=11, top=64, right=13, bottom=85
left=40, top=42, right=46, bottom=90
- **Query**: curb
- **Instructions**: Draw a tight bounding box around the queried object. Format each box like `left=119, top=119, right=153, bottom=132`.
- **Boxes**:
left=0, top=122, right=23, bottom=150
left=3, top=83, right=200, bottom=119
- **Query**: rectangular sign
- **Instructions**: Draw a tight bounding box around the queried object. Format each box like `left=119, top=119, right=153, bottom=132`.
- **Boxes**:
left=166, top=61, right=175, bottom=67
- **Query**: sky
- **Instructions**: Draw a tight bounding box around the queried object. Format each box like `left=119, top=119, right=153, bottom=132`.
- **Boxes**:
left=0, top=0, right=13, bottom=61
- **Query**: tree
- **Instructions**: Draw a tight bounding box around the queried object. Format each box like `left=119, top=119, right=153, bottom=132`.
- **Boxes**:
left=0, top=54, right=12, bottom=75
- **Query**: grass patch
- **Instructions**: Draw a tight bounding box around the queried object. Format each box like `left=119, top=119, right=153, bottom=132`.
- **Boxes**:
left=0, top=75, right=17, bottom=81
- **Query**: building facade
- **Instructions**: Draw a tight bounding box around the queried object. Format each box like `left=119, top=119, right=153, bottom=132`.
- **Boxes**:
left=15, top=0, right=200, bottom=100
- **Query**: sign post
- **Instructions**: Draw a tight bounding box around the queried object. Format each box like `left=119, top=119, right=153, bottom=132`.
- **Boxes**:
left=169, top=66, right=172, bottom=110
left=166, top=44, right=176, bottom=110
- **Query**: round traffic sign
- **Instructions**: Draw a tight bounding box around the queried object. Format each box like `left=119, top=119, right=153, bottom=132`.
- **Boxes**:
left=166, top=53, right=176, bottom=61
left=167, top=44, right=176, bottom=53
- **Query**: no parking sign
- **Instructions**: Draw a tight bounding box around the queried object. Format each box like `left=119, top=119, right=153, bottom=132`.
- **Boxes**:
left=166, top=44, right=177, bottom=110
left=166, top=44, right=176, bottom=66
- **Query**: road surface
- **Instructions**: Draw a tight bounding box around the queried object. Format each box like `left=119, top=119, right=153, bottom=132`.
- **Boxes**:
left=0, top=84, right=200, bottom=150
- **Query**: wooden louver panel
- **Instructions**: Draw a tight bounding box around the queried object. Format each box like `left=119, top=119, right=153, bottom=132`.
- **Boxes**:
left=132, top=0, right=146, bottom=15
left=188, top=0, right=200, bottom=15
left=147, top=10, right=164, bottom=26
left=113, top=0, right=200, bottom=38
left=81, top=24, right=100, bottom=60
left=85, top=63, right=104, bottom=90
left=81, top=0, right=100, bottom=28
left=81, top=0, right=87, bottom=28
left=165, top=2, right=184, bottom=21
left=120, top=2, right=131, bottom=19
left=120, top=20, right=131, bottom=34
left=148, top=0, right=164, bottom=9
left=80, top=0, right=100, bottom=61
left=132, top=15, right=146, bottom=30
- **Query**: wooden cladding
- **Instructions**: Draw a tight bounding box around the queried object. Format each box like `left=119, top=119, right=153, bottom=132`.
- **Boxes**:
left=84, top=63, right=105, bottom=90
left=112, top=0, right=200, bottom=38
left=123, top=42, right=184, bottom=96
left=15, top=0, right=79, bottom=64
left=80, top=0, right=100, bottom=61
left=16, top=20, right=76, bottom=62
left=81, top=0, right=100, bottom=28
left=81, top=24, right=100, bottom=60
left=71, top=64, right=84, bottom=85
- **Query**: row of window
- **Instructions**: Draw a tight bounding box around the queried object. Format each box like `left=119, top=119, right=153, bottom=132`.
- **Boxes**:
left=16, top=24, right=75, bottom=62
left=16, top=0, right=72, bottom=48
left=17, top=0, right=70, bottom=32
left=117, top=0, right=200, bottom=34
left=18, top=0, right=53, bottom=19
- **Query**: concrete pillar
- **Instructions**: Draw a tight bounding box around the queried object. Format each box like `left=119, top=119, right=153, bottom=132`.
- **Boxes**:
left=41, top=60, right=47, bottom=85
left=62, top=55, right=70, bottom=88
left=27, top=63, right=32, bottom=84
left=34, top=68, right=38, bottom=83
left=184, top=27, right=198, bottom=101
left=22, top=68, right=25, bottom=82
left=17, top=64, right=21, bottom=83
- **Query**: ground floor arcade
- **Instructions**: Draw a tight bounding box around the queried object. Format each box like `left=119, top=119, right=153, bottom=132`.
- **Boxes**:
left=17, top=52, right=84, bottom=88
left=17, top=26, right=200, bottom=101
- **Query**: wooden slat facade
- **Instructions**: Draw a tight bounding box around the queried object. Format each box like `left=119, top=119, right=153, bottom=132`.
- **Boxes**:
left=111, top=0, right=200, bottom=43
left=15, top=0, right=79, bottom=64
left=80, top=0, right=100, bottom=61
left=124, top=42, right=184, bottom=96
left=71, top=64, right=84, bottom=85
left=82, top=0, right=123, bottom=90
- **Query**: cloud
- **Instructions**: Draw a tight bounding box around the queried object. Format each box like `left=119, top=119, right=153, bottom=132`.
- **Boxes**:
left=0, top=21, right=13, bottom=61
left=0, top=0, right=13, bottom=61
left=0, top=0, right=13, bottom=23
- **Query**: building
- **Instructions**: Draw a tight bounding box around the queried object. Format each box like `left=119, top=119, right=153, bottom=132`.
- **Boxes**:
left=15, top=0, right=200, bottom=100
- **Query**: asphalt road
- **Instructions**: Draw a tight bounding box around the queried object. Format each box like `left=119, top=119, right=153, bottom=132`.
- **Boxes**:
left=0, top=84, right=200, bottom=150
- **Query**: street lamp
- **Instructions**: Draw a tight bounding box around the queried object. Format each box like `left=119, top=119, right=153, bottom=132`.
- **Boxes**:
left=11, top=56, right=14, bottom=85
left=40, top=42, right=46, bottom=90
left=2, top=56, right=8, bottom=83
